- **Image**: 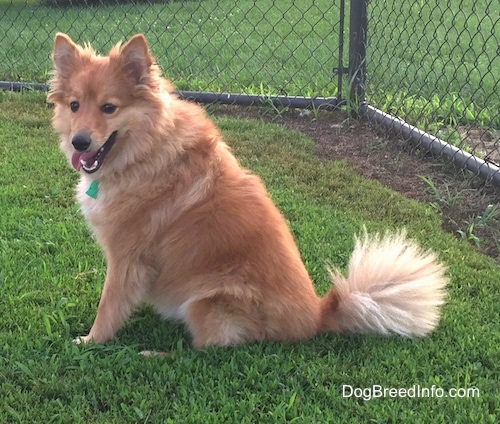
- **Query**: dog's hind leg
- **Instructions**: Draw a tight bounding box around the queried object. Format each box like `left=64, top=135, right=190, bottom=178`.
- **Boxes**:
left=184, top=294, right=266, bottom=349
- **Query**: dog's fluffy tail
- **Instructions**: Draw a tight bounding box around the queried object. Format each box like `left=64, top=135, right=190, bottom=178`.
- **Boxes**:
left=320, top=230, right=447, bottom=337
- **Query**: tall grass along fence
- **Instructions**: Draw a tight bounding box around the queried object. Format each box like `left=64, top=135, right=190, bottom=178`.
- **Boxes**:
left=1, top=0, right=499, bottom=186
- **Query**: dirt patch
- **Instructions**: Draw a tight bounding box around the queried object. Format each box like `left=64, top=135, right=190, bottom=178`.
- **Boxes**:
left=211, top=105, right=500, bottom=259
left=457, top=126, right=500, bottom=165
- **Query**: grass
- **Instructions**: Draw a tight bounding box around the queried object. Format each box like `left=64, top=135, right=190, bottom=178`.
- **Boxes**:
left=0, top=0, right=498, bottom=131
left=1, top=91, right=499, bottom=423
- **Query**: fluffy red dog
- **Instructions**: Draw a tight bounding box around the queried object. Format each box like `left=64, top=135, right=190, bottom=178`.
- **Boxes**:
left=48, top=33, right=447, bottom=348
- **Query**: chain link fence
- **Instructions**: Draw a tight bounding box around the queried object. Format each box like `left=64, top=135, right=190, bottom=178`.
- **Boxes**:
left=0, top=0, right=345, bottom=100
left=364, top=0, right=500, bottom=187
left=1, top=0, right=499, bottom=185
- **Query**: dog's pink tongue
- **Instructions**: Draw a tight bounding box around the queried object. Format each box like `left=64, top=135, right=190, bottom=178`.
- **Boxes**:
left=71, top=152, right=83, bottom=170
left=71, top=152, right=97, bottom=171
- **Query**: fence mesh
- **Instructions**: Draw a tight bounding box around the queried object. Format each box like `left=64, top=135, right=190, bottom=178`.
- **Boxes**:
left=366, top=0, right=500, bottom=184
left=0, top=0, right=499, bottom=185
left=0, top=0, right=344, bottom=98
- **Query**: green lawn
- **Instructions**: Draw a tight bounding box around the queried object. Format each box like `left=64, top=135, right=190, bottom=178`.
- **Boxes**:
left=0, top=92, right=498, bottom=422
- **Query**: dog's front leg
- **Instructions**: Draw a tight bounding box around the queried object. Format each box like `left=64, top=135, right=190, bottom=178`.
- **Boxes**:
left=75, top=257, right=149, bottom=344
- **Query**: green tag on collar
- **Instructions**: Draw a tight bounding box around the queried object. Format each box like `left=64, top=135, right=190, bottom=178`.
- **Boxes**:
left=86, top=180, right=99, bottom=199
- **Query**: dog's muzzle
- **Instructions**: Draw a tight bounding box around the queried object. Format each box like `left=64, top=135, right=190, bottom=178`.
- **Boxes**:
left=70, top=131, right=118, bottom=174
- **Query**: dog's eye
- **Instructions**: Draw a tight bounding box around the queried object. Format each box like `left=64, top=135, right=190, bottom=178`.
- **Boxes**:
left=101, top=104, right=117, bottom=114
left=70, top=101, right=79, bottom=112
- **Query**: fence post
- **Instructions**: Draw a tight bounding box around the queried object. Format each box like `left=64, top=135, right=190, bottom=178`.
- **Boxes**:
left=348, top=0, right=368, bottom=114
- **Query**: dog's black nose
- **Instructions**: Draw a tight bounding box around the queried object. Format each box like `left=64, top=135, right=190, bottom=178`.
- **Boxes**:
left=72, top=132, right=92, bottom=151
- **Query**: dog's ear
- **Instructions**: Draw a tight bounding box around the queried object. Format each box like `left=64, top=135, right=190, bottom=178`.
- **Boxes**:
left=118, top=34, right=154, bottom=86
left=52, top=33, right=79, bottom=73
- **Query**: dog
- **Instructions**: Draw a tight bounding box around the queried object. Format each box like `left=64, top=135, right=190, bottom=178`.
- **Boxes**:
left=47, top=33, right=447, bottom=349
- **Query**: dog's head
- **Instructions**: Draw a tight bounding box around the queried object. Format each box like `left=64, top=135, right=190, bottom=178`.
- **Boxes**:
left=48, top=33, right=174, bottom=177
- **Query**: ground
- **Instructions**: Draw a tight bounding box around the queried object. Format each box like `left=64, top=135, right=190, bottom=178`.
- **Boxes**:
left=212, top=105, right=500, bottom=259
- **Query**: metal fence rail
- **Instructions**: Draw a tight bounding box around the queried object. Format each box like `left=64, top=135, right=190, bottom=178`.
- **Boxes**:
left=1, top=0, right=499, bottom=186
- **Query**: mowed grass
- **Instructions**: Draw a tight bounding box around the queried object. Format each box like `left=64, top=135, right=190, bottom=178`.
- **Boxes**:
left=0, top=92, right=499, bottom=423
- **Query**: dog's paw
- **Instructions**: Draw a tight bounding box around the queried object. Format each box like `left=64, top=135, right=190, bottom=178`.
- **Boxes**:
left=139, top=350, right=170, bottom=357
left=73, top=335, right=93, bottom=345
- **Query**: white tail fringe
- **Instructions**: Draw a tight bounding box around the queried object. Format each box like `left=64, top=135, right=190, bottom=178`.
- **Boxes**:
left=328, top=230, right=447, bottom=337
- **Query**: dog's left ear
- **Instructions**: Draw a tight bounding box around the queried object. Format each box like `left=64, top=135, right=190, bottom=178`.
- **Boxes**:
left=118, top=34, right=154, bottom=85
left=52, top=32, right=80, bottom=73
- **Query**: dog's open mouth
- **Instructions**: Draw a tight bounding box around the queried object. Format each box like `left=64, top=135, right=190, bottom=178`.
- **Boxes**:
left=71, top=131, right=118, bottom=174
